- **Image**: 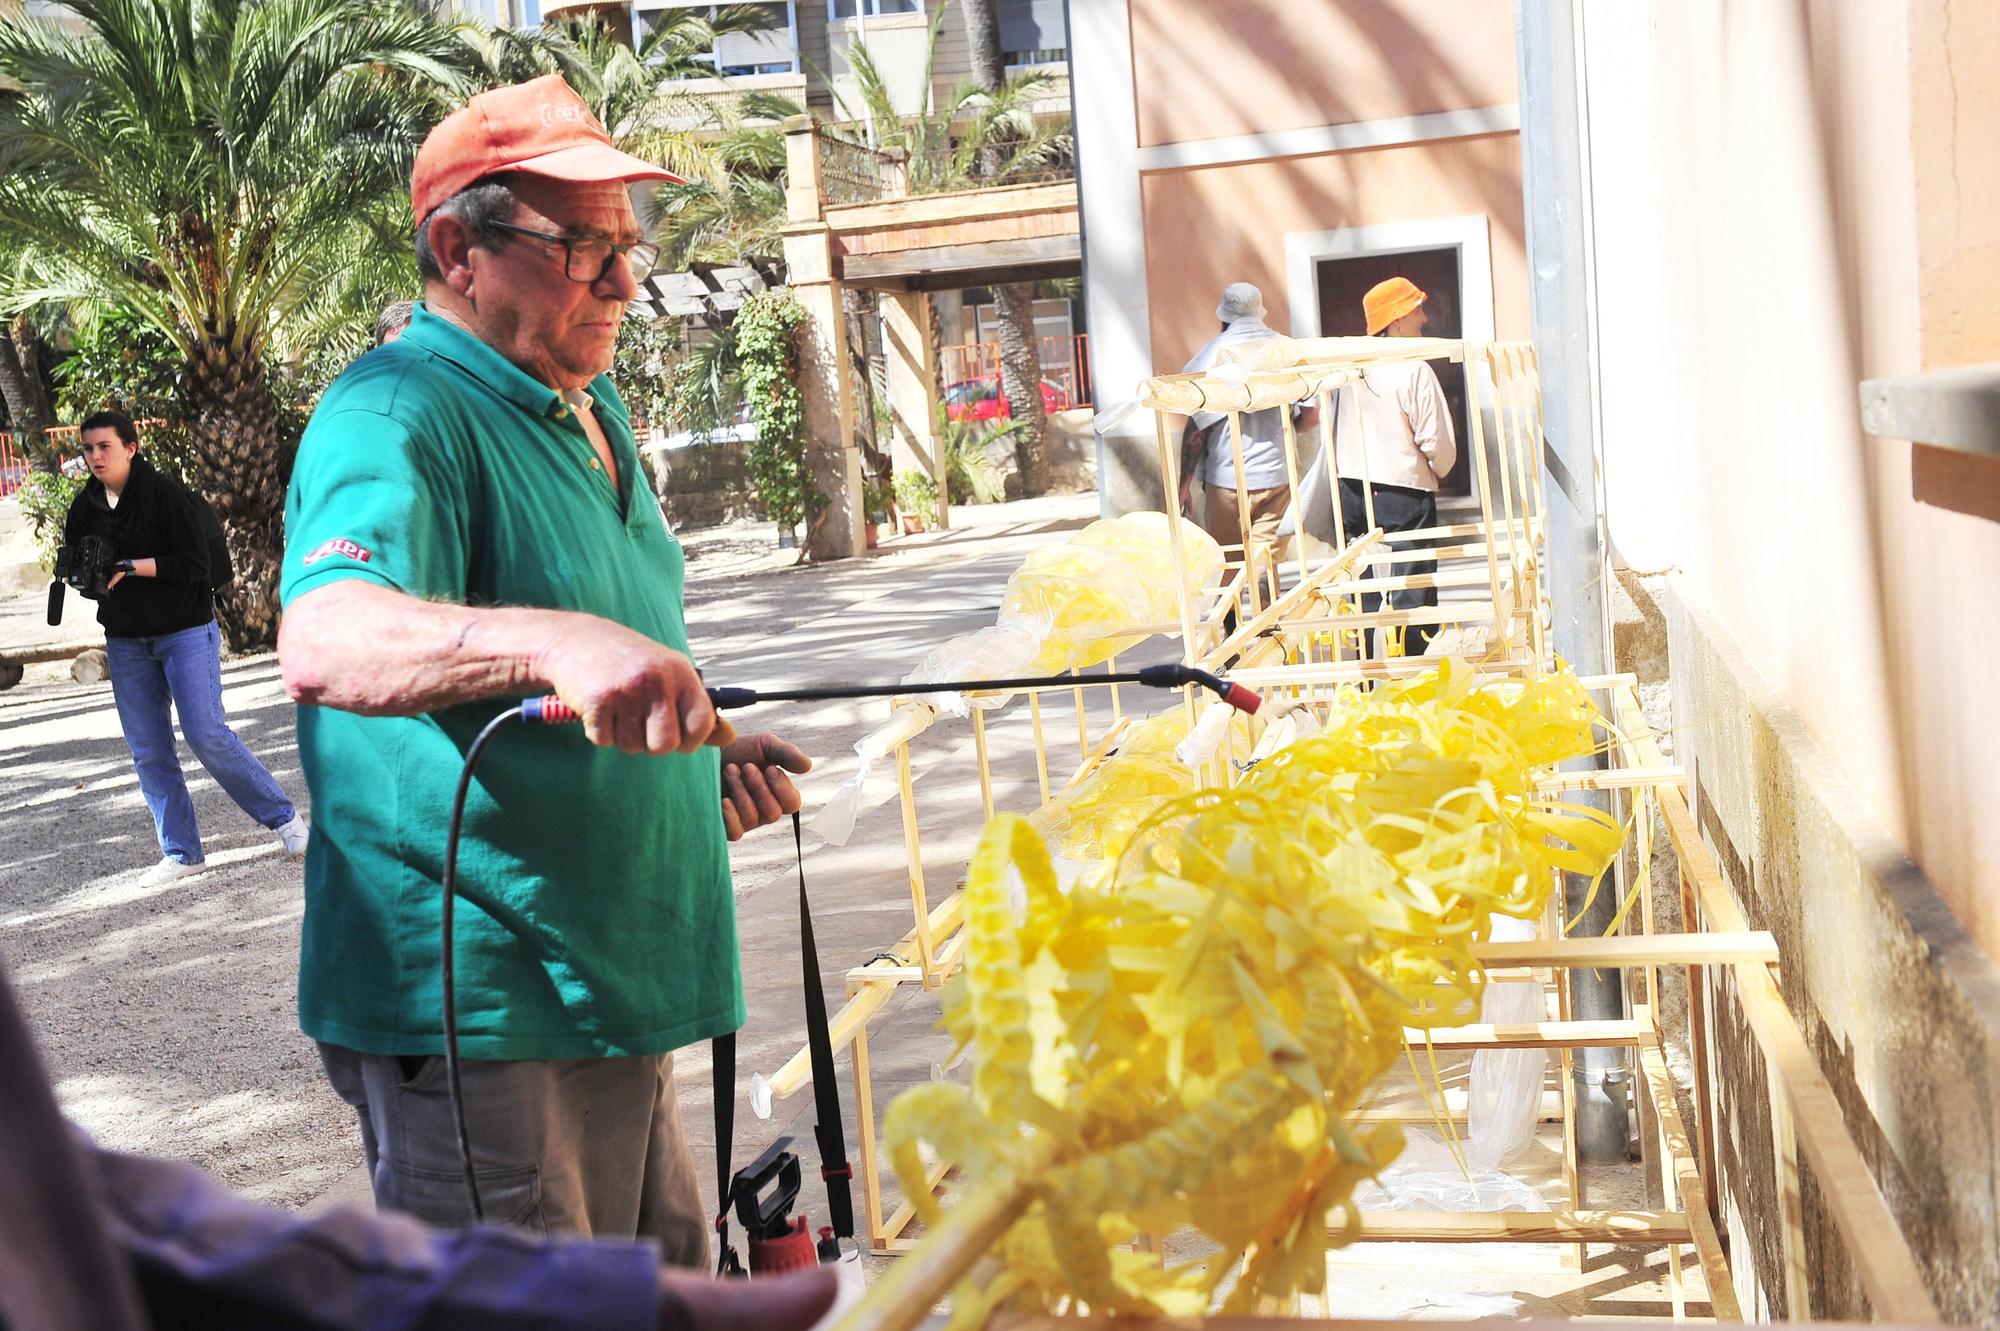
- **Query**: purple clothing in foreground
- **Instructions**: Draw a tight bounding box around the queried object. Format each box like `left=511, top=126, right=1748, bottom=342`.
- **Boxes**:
left=0, top=955, right=660, bottom=1331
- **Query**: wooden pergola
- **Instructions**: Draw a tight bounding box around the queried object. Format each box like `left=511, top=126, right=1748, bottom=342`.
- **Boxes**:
left=780, top=117, right=1081, bottom=557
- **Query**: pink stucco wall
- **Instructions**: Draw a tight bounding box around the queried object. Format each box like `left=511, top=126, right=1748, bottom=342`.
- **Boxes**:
left=1129, top=0, right=1518, bottom=149
left=1591, top=0, right=2000, bottom=952
left=1139, top=134, right=1528, bottom=371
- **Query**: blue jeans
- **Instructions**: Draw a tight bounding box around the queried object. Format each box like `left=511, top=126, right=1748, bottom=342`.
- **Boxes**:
left=105, top=621, right=296, bottom=865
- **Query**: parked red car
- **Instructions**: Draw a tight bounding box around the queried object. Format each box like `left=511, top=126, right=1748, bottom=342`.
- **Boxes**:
left=942, top=377, right=1070, bottom=423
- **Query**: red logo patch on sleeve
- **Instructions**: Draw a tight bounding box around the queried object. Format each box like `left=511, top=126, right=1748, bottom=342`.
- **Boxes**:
left=302, top=538, right=374, bottom=567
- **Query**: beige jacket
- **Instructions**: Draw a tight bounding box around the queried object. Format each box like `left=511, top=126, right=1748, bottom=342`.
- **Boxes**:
left=1332, top=359, right=1457, bottom=492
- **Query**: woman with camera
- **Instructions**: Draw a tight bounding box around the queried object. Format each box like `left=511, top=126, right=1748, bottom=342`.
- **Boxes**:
left=62, top=410, right=308, bottom=885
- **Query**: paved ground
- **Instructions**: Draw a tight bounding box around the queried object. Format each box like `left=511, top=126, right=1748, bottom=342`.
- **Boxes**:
left=0, top=492, right=1694, bottom=1316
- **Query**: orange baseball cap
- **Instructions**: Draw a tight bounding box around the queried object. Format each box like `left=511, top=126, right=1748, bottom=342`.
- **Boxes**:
left=1363, top=276, right=1427, bottom=335
left=410, top=74, right=681, bottom=223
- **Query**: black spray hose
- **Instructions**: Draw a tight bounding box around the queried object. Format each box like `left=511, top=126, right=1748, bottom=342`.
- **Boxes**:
left=441, top=664, right=1261, bottom=1219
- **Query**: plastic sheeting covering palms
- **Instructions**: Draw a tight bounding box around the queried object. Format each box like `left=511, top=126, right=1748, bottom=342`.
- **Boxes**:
left=867, top=660, right=1624, bottom=1326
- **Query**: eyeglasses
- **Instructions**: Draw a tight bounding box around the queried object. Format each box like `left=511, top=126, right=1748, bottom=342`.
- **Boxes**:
left=485, top=220, right=660, bottom=285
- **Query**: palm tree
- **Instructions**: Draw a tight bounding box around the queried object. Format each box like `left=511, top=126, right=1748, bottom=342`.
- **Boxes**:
left=958, top=0, right=1053, bottom=495
left=0, top=0, right=467, bottom=649
left=0, top=301, right=61, bottom=479
left=646, top=91, right=798, bottom=270
left=830, top=5, right=1070, bottom=495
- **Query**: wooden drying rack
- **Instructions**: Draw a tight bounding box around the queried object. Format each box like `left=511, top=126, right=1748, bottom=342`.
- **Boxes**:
left=759, top=337, right=1941, bottom=1327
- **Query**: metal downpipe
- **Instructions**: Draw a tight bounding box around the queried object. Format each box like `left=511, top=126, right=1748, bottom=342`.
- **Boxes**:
left=1515, top=0, right=1630, bottom=1163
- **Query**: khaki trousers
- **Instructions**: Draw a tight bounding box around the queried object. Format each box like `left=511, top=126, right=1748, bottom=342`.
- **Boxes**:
left=1202, top=483, right=1292, bottom=566
left=318, top=1042, right=708, bottom=1266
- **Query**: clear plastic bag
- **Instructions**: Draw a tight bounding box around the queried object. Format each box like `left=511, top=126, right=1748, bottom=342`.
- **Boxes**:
left=998, top=513, right=1222, bottom=674
left=1465, top=912, right=1548, bottom=1169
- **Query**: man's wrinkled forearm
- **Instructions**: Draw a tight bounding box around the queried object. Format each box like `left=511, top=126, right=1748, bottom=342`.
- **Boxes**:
left=279, top=580, right=581, bottom=716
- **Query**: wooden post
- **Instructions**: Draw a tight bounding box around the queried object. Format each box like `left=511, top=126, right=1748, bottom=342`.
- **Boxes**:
left=971, top=707, right=995, bottom=822
left=1768, top=1075, right=1811, bottom=1320
left=783, top=228, right=864, bottom=559
left=1463, top=345, right=1506, bottom=652
left=881, top=289, right=948, bottom=532
left=853, top=1019, right=885, bottom=1247
left=895, top=744, right=933, bottom=968
left=1153, top=409, right=1204, bottom=732
left=1071, top=667, right=1089, bottom=766
left=1279, top=399, right=1310, bottom=588
left=1682, top=862, right=1721, bottom=1228
left=1028, top=691, right=1051, bottom=804
left=1227, top=410, right=1261, bottom=614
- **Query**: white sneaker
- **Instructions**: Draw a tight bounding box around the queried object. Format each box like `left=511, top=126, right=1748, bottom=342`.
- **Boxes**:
left=140, top=856, right=206, bottom=886
left=275, top=813, right=311, bottom=858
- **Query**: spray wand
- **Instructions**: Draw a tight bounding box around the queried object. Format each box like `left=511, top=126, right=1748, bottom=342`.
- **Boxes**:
left=439, top=663, right=1262, bottom=1230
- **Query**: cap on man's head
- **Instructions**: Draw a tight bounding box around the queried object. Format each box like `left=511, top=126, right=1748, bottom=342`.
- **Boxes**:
left=410, top=74, right=680, bottom=223
left=1215, top=282, right=1266, bottom=322
left=1363, top=276, right=1426, bottom=335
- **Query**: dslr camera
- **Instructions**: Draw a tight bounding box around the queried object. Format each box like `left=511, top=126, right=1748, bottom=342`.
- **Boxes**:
left=47, top=535, right=132, bottom=625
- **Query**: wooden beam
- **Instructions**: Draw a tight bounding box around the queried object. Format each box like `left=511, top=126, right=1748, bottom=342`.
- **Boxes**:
left=1283, top=602, right=1499, bottom=633
left=1729, top=957, right=1941, bottom=1322
left=1335, top=1210, right=1693, bottom=1245
left=1639, top=1038, right=1744, bottom=1320
left=1533, top=765, right=1687, bottom=793
left=1403, top=1018, right=1647, bottom=1051
left=1193, top=530, right=1385, bottom=669
left=763, top=979, right=899, bottom=1104
left=823, top=179, right=1076, bottom=230
left=839, top=234, right=1081, bottom=285
left=1473, top=932, right=1779, bottom=969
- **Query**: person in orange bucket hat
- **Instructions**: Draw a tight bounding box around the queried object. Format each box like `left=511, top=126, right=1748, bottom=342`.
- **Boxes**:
left=1362, top=274, right=1427, bottom=335
left=1333, top=276, right=1457, bottom=655
left=279, top=75, right=813, bottom=1262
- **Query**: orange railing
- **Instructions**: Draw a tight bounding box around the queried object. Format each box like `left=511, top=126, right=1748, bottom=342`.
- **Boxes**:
left=941, top=333, right=1092, bottom=410
left=0, top=425, right=81, bottom=500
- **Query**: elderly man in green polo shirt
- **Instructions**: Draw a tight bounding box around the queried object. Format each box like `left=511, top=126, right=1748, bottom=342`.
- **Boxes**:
left=277, top=76, right=809, bottom=1264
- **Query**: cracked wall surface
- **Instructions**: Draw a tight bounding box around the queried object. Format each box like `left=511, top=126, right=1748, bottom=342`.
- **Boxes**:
left=1667, top=586, right=2000, bottom=1323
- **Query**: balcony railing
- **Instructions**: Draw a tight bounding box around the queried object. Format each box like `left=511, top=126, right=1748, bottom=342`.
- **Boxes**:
left=0, top=426, right=81, bottom=500
left=814, top=118, right=1075, bottom=206
left=941, top=333, right=1092, bottom=409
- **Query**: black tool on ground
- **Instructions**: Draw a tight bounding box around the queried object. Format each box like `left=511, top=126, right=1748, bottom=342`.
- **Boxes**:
left=437, top=664, right=1263, bottom=1227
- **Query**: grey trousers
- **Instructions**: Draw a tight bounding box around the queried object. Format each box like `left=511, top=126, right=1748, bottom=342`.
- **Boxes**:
left=317, top=1042, right=709, bottom=1267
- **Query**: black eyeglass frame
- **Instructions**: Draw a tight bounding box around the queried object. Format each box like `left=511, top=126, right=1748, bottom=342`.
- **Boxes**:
left=485, top=220, right=660, bottom=285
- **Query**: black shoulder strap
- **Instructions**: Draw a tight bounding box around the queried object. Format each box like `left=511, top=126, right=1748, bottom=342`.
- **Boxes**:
left=711, top=1031, right=743, bottom=1275
left=797, top=811, right=855, bottom=1241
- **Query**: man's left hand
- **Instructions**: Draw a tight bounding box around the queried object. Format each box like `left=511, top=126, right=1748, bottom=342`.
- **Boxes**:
left=718, top=733, right=812, bottom=841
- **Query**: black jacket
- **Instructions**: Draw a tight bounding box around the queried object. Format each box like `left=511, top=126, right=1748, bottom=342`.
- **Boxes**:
left=61, top=455, right=215, bottom=639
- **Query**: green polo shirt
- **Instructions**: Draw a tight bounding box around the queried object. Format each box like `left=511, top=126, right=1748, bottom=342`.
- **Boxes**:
left=281, top=304, right=740, bottom=1060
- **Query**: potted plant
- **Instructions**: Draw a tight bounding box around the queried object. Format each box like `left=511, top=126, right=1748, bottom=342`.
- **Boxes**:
left=862, top=474, right=894, bottom=549
left=893, top=471, right=938, bottom=534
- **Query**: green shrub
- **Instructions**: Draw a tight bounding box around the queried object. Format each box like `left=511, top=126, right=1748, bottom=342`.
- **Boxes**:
left=17, top=470, right=83, bottom=572
left=938, top=411, right=1023, bottom=504
left=734, top=289, right=820, bottom=533
left=893, top=469, right=938, bottom=516
left=862, top=474, right=895, bottom=522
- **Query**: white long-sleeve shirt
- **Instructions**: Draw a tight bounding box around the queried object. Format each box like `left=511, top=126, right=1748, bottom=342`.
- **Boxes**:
left=1333, top=359, right=1457, bottom=492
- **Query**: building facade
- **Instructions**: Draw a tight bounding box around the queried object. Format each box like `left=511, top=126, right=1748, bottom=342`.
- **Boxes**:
left=1073, top=0, right=1524, bottom=511
left=516, top=0, right=1069, bottom=122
